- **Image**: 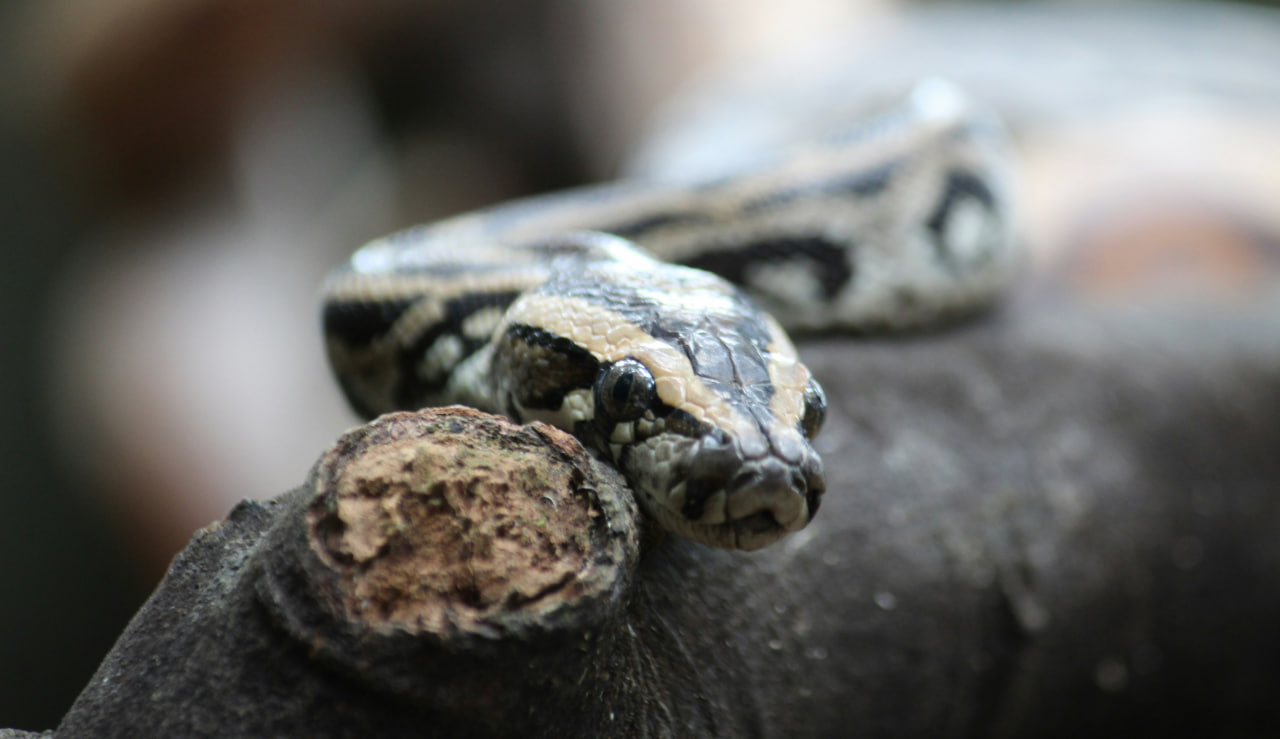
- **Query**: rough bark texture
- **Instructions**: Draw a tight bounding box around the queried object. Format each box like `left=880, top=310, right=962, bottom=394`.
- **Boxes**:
left=29, top=289, right=1280, bottom=738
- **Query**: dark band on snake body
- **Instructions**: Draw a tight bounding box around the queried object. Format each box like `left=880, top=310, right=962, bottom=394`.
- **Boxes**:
left=740, top=158, right=901, bottom=212
left=393, top=289, right=524, bottom=406
left=607, top=211, right=717, bottom=240
left=680, top=235, right=853, bottom=301
left=923, top=169, right=1005, bottom=281
left=322, top=296, right=418, bottom=347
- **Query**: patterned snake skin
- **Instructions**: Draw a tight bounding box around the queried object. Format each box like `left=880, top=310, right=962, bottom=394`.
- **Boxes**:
left=321, top=80, right=1019, bottom=549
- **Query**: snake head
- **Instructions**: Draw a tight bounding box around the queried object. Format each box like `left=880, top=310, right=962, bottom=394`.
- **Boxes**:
left=587, top=349, right=826, bottom=551
left=492, top=233, right=827, bottom=550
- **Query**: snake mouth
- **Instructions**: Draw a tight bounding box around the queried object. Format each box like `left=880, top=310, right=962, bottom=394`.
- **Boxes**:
left=671, top=441, right=826, bottom=550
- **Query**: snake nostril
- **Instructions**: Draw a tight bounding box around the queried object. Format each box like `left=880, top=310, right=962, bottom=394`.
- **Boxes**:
left=807, top=483, right=824, bottom=514
left=804, top=461, right=826, bottom=516
left=727, top=468, right=761, bottom=493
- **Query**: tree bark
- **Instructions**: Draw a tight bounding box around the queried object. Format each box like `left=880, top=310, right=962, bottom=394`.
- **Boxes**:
left=37, top=290, right=1280, bottom=738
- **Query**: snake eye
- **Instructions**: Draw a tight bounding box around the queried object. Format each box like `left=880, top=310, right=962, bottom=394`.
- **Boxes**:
left=801, top=377, right=827, bottom=439
left=596, top=358, right=656, bottom=422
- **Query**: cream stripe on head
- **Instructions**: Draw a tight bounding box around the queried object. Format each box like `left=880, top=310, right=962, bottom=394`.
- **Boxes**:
left=501, top=292, right=773, bottom=443
left=761, top=313, right=811, bottom=433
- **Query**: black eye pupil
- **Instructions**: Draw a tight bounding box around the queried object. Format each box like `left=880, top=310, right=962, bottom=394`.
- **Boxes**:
left=611, top=373, right=633, bottom=407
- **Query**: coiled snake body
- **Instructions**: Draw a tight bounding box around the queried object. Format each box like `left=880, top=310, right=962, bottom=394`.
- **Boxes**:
left=322, top=81, right=1018, bottom=550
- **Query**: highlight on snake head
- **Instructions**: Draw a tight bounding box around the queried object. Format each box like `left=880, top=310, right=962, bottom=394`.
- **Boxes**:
left=490, top=233, right=827, bottom=550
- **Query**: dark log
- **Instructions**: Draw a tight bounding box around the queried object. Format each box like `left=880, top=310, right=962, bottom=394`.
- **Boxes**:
left=45, top=292, right=1280, bottom=738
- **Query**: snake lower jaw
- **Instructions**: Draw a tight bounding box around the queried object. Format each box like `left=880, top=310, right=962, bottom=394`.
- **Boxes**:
left=667, top=505, right=809, bottom=551
left=729, top=511, right=803, bottom=551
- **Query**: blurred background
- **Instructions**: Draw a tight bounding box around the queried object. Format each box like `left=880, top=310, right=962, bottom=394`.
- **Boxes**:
left=2, top=0, right=1280, bottom=730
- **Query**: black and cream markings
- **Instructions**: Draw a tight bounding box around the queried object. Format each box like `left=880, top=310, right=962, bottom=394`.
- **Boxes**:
left=494, top=323, right=598, bottom=414
left=926, top=169, right=1001, bottom=273
left=480, top=243, right=824, bottom=548
left=321, top=81, right=1017, bottom=548
left=680, top=235, right=852, bottom=302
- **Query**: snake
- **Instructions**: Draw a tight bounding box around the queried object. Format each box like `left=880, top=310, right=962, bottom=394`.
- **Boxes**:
left=320, top=80, right=1018, bottom=550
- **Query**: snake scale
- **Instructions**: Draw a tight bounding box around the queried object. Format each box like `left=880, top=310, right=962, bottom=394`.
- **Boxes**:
left=321, top=80, right=1018, bottom=550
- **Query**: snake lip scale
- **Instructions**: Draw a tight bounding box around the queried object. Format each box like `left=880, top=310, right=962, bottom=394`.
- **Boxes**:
left=321, top=80, right=1018, bottom=550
